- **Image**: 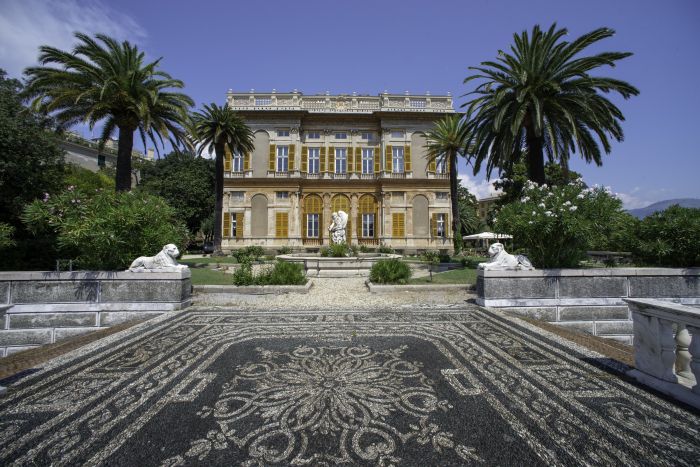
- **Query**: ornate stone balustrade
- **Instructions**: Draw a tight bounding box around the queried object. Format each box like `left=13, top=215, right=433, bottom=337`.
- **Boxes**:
left=624, top=298, right=700, bottom=409
left=227, top=91, right=454, bottom=114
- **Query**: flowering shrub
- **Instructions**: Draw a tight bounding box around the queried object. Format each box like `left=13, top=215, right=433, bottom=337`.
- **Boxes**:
left=493, top=179, right=629, bottom=268
left=21, top=188, right=189, bottom=270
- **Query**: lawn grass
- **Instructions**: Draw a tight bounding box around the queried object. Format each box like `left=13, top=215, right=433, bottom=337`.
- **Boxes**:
left=190, top=267, right=232, bottom=285
left=407, top=267, right=478, bottom=285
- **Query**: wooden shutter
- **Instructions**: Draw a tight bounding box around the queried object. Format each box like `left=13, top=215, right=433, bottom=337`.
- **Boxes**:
left=374, top=146, right=380, bottom=173
left=269, top=145, right=276, bottom=171
left=301, top=146, right=308, bottom=172
left=223, top=212, right=231, bottom=237
left=347, top=146, right=354, bottom=173
left=385, top=145, right=392, bottom=172
left=224, top=146, right=232, bottom=172
left=374, top=204, right=379, bottom=238
left=328, top=146, right=335, bottom=173
left=392, top=213, right=405, bottom=237
left=320, top=147, right=326, bottom=172
left=357, top=214, right=362, bottom=238
left=302, top=207, right=307, bottom=239
left=429, top=158, right=436, bottom=172
left=431, top=213, right=437, bottom=237
left=276, top=212, right=288, bottom=238
left=288, top=145, right=295, bottom=171
left=404, top=145, right=411, bottom=172
left=444, top=214, right=449, bottom=238
left=235, top=213, right=244, bottom=239
left=355, top=147, right=362, bottom=173
left=244, top=152, right=251, bottom=170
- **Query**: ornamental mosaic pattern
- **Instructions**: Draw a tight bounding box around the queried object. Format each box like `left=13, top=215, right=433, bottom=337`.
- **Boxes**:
left=0, top=307, right=698, bottom=466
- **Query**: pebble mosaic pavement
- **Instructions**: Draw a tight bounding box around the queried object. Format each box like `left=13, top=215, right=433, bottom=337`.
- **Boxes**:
left=0, top=306, right=698, bottom=466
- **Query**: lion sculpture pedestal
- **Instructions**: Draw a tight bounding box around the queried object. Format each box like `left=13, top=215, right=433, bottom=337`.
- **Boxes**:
left=477, top=243, right=534, bottom=271
left=128, top=244, right=189, bottom=272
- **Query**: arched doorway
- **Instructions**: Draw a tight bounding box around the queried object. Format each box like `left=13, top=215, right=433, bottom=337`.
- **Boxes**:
left=358, top=194, right=378, bottom=243
left=302, top=194, right=323, bottom=243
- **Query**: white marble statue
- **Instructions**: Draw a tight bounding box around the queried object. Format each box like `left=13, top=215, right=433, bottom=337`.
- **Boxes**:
left=128, top=244, right=189, bottom=272
left=477, top=243, right=534, bottom=271
left=329, top=210, right=348, bottom=245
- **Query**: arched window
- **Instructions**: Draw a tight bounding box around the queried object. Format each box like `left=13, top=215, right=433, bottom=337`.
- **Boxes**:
left=331, top=194, right=351, bottom=242
left=358, top=194, right=378, bottom=238
left=303, top=195, right=323, bottom=239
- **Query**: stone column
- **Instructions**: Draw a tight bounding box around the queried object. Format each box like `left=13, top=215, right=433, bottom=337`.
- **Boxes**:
left=350, top=193, right=359, bottom=244
left=322, top=192, right=331, bottom=246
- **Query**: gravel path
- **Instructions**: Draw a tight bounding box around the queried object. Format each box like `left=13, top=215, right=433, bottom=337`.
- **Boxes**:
left=197, top=277, right=475, bottom=311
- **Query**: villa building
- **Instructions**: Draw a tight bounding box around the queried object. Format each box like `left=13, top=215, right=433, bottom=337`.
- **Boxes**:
left=221, top=90, right=455, bottom=253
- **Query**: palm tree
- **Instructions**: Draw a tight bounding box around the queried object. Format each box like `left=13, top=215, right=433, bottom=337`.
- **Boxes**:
left=190, top=103, right=254, bottom=254
left=425, top=114, right=471, bottom=253
left=464, top=24, right=639, bottom=184
left=23, top=33, right=193, bottom=191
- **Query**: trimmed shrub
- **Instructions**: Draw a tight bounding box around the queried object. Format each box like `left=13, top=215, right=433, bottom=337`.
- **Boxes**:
left=277, top=246, right=292, bottom=255
left=259, top=261, right=307, bottom=285
left=378, top=244, right=394, bottom=254
left=232, top=245, right=265, bottom=262
left=359, top=244, right=371, bottom=253
left=369, top=259, right=412, bottom=284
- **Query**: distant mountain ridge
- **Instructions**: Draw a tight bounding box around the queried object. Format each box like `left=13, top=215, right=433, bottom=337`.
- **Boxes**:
left=627, top=198, right=700, bottom=219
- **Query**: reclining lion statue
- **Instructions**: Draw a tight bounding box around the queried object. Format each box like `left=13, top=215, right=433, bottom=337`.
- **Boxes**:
left=477, top=243, right=534, bottom=271
left=128, top=244, right=189, bottom=272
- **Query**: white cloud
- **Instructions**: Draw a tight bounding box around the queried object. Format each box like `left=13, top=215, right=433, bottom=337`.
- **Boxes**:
left=615, top=192, right=652, bottom=210
left=458, top=174, right=502, bottom=200
left=0, top=0, right=146, bottom=79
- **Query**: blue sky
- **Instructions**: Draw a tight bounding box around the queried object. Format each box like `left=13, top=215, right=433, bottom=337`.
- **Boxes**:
left=1, top=0, right=698, bottom=207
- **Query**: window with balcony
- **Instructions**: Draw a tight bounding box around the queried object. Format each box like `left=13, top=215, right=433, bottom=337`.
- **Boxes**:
left=436, top=213, right=446, bottom=237
left=232, top=151, right=243, bottom=172
left=362, top=148, right=374, bottom=174
left=436, top=156, right=447, bottom=173
left=307, top=213, right=319, bottom=238
left=308, top=147, right=320, bottom=174
left=335, top=148, right=347, bottom=174
left=276, top=146, right=289, bottom=172
left=392, top=146, right=405, bottom=173
left=362, top=213, right=375, bottom=238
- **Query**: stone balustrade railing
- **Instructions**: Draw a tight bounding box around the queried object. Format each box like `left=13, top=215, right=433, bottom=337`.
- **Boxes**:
left=624, top=298, right=700, bottom=409
left=227, top=91, right=454, bottom=114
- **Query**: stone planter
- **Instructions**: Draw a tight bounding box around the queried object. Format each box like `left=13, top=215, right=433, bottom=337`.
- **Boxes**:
left=277, top=253, right=402, bottom=278
left=476, top=268, right=700, bottom=344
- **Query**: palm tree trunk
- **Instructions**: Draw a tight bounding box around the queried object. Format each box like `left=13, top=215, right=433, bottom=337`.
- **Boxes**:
left=449, top=150, right=461, bottom=254
left=525, top=122, right=546, bottom=184
left=213, top=140, right=225, bottom=255
left=116, top=126, right=134, bottom=192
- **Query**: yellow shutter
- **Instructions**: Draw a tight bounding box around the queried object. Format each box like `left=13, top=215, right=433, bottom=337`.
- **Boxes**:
left=301, top=146, right=308, bottom=172
left=374, top=204, right=379, bottom=238
left=276, top=212, right=288, bottom=238
left=404, top=145, right=411, bottom=172
left=429, top=157, right=436, bottom=172
left=347, top=146, right=354, bottom=173
left=356, top=214, right=362, bottom=238
left=444, top=214, right=449, bottom=238
left=269, top=145, right=276, bottom=171
left=244, top=152, right=251, bottom=170
left=289, top=145, right=295, bottom=171
left=385, top=145, right=392, bottom=172
left=374, top=146, right=380, bottom=173
left=223, top=212, right=231, bottom=237
left=431, top=213, right=437, bottom=237
left=391, top=213, right=405, bottom=237
left=224, top=146, right=232, bottom=172
left=302, top=206, right=307, bottom=239
left=328, top=146, right=335, bottom=173
left=355, top=147, right=362, bottom=173
left=320, top=147, right=326, bottom=172
left=236, top=213, right=244, bottom=239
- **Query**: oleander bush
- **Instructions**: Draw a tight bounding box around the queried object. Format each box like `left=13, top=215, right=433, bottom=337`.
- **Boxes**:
left=369, top=259, right=412, bottom=284
left=631, top=205, right=700, bottom=267
left=21, top=188, right=189, bottom=270
left=494, top=179, right=631, bottom=268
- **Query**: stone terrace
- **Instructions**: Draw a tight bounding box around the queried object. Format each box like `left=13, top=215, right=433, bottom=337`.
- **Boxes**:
left=0, top=301, right=698, bottom=465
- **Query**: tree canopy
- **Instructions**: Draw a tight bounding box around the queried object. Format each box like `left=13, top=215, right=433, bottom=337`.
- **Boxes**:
left=464, top=24, right=638, bottom=184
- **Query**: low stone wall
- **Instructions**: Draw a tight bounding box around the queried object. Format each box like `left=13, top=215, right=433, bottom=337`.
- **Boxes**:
left=476, top=268, right=700, bottom=344
left=0, top=270, right=191, bottom=357
left=277, top=254, right=402, bottom=278
left=193, top=282, right=312, bottom=305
